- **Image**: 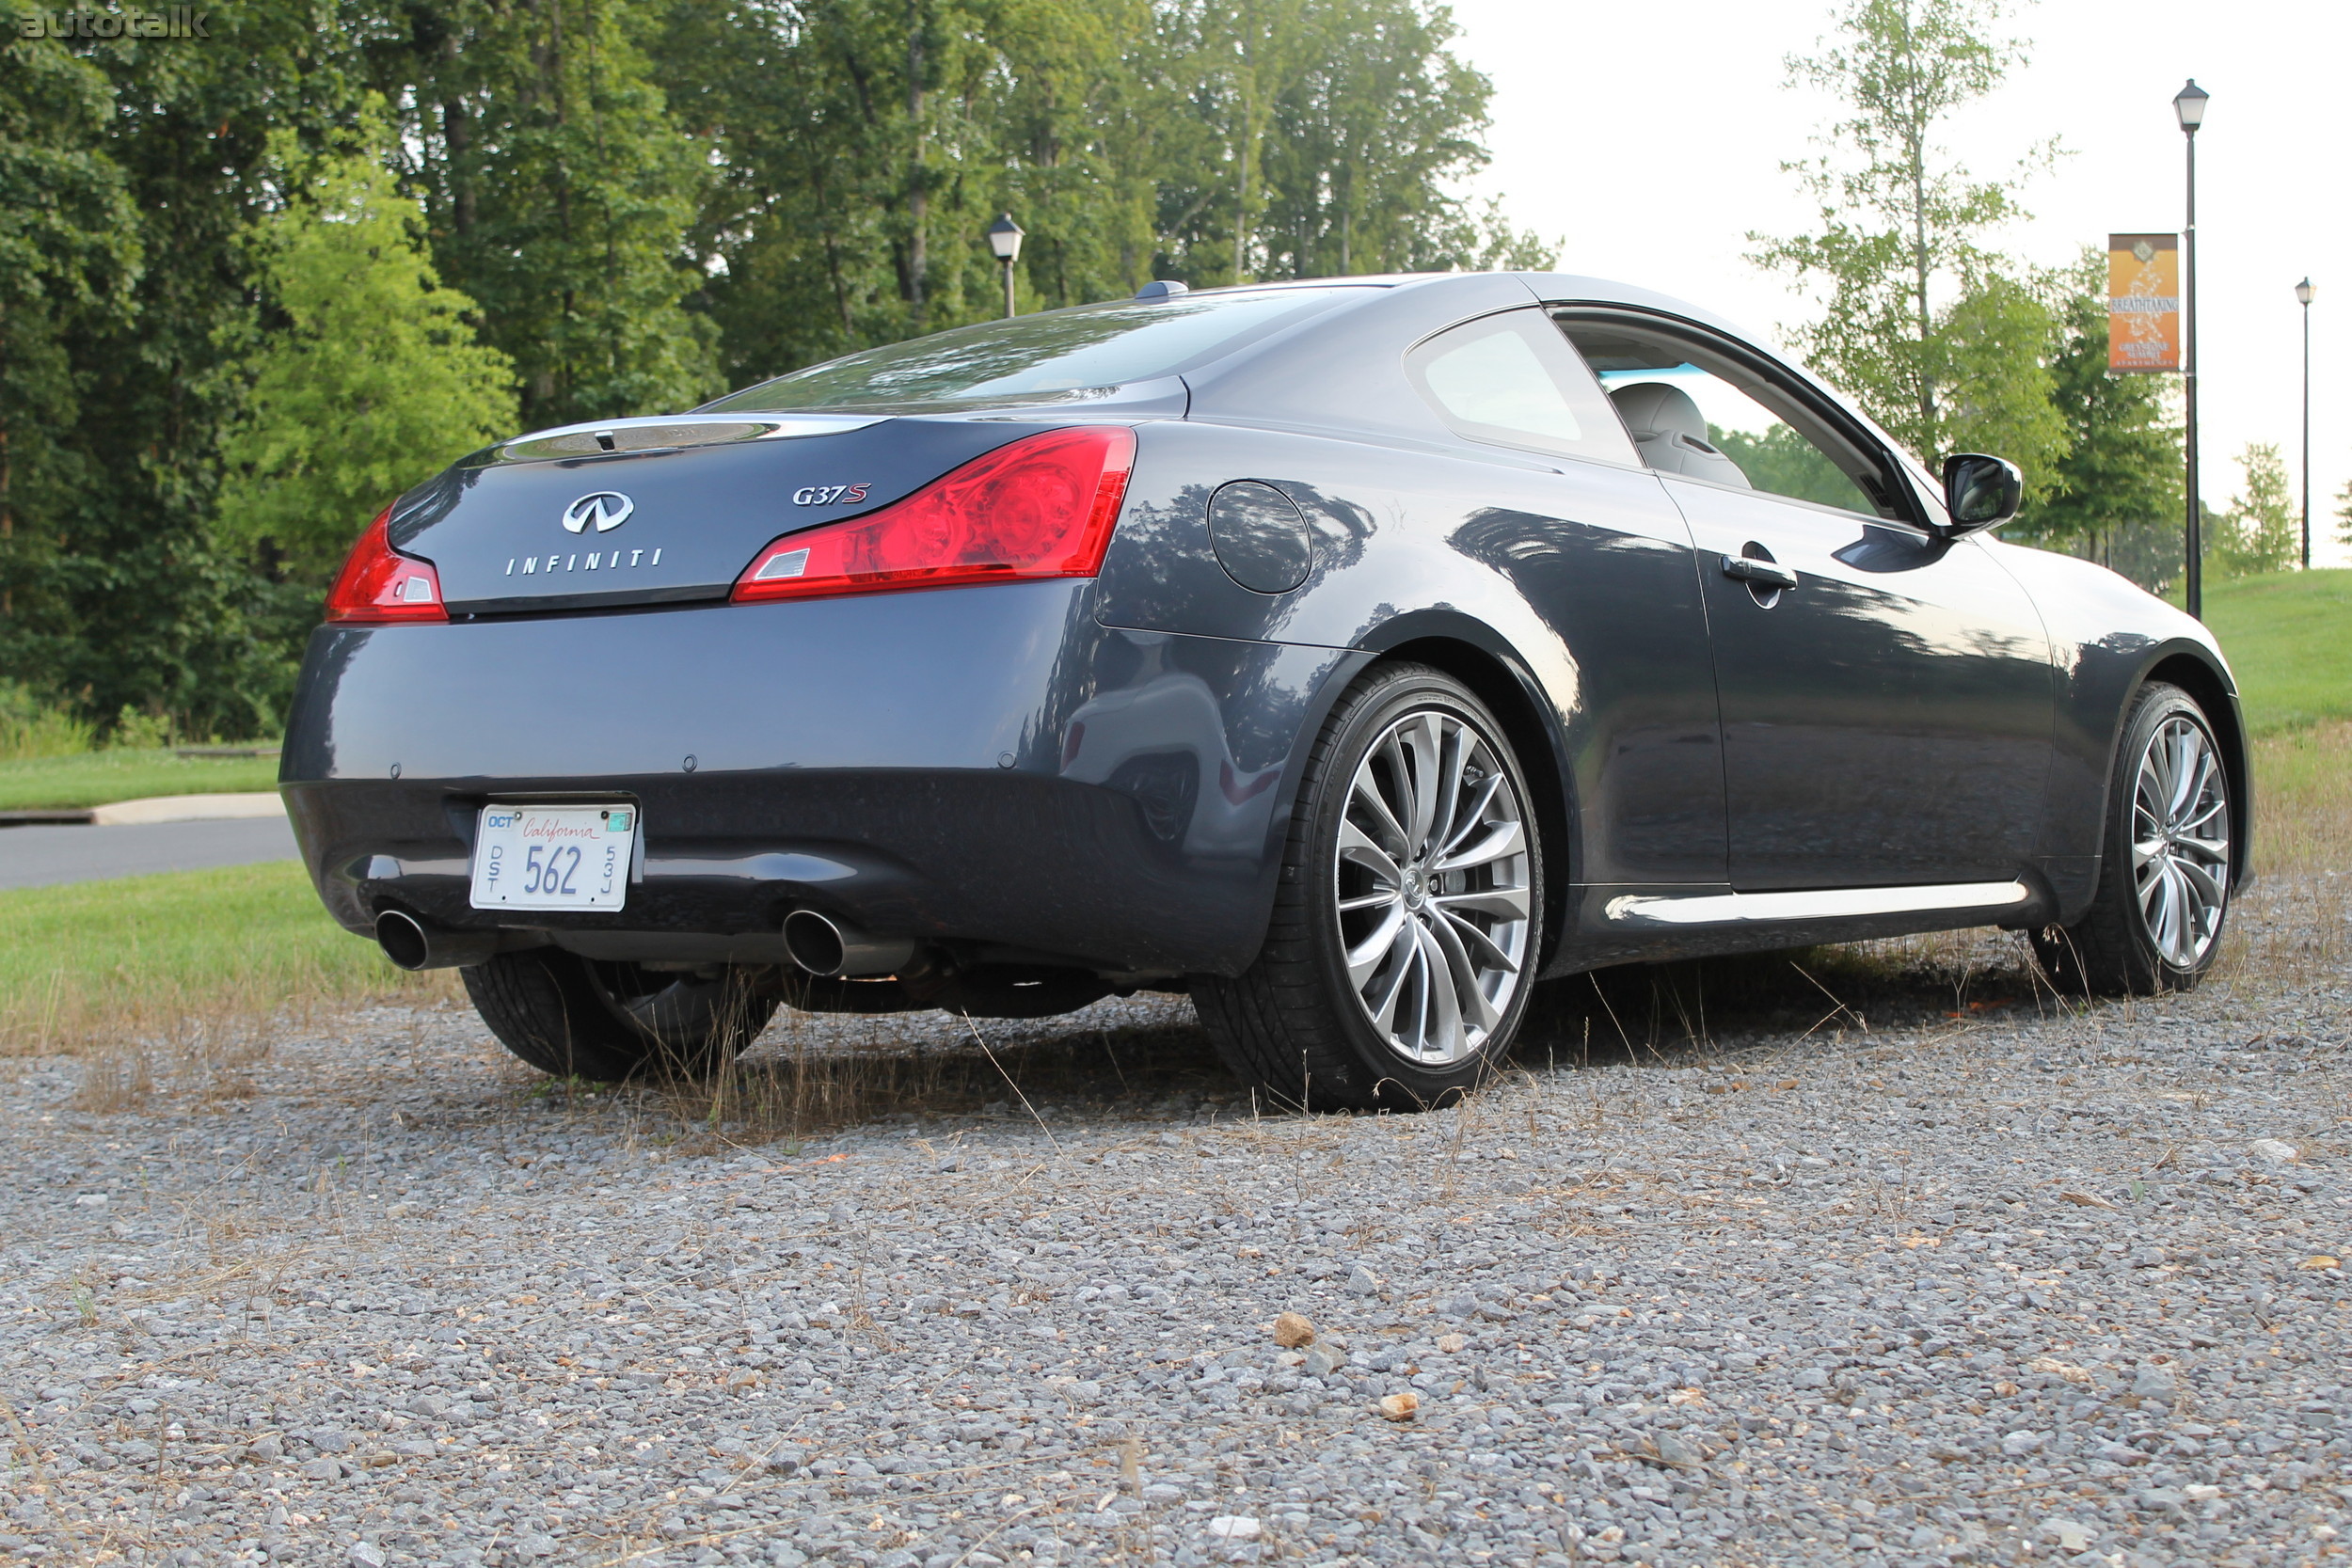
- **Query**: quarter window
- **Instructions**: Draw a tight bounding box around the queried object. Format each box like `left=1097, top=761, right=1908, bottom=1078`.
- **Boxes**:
left=1406, top=310, right=1637, bottom=466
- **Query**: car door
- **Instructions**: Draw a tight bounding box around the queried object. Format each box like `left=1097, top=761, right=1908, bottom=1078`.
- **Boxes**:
left=1561, top=315, right=2056, bottom=893
left=1399, top=309, right=1729, bottom=888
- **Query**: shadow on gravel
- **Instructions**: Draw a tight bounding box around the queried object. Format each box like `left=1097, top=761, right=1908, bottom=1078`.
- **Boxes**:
left=1515, top=927, right=2060, bottom=1069
left=617, top=927, right=2061, bottom=1147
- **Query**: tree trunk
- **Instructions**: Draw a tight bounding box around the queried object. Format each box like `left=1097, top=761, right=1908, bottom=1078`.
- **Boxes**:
left=440, top=33, right=474, bottom=237
left=905, top=0, right=929, bottom=330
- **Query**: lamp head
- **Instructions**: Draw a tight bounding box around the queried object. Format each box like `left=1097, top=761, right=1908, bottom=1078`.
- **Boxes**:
left=2173, top=79, right=2209, bottom=132
left=2296, top=277, right=2316, bottom=307
left=987, top=213, right=1025, bottom=263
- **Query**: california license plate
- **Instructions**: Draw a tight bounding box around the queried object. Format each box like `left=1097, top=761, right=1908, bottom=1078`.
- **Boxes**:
left=469, top=803, right=637, bottom=911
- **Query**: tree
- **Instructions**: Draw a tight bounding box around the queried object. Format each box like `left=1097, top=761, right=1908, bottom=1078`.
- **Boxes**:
left=216, top=107, right=518, bottom=585
left=1751, top=0, right=2060, bottom=479
left=1, top=1, right=362, bottom=738
left=2210, top=443, right=2298, bottom=578
left=2009, top=253, right=2180, bottom=573
left=0, top=34, right=139, bottom=635
left=386, top=0, right=721, bottom=426
left=2337, top=479, right=2352, bottom=554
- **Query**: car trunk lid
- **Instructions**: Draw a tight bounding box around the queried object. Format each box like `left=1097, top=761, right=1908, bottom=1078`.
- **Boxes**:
left=389, top=414, right=1052, bottom=615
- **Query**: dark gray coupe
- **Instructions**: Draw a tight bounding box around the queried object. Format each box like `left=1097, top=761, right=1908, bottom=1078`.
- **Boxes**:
left=285, top=272, right=2247, bottom=1109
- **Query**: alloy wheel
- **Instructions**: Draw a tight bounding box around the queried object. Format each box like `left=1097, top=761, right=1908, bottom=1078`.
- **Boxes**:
left=1334, top=707, right=1533, bottom=1066
left=2131, top=714, right=2231, bottom=969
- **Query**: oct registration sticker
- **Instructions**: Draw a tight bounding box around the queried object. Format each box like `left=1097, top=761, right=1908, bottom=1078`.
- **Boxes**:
left=469, top=803, right=636, bottom=911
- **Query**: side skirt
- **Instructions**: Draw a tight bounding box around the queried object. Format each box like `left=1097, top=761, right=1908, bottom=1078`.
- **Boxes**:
left=1539, top=879, right=2046, bottom=976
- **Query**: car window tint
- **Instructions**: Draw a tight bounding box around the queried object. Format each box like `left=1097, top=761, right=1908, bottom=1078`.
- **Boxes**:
left=1405, top=310, right=1636, bottom=465
left=1597, top=363, right=1878, bottom=515
left=700, top=288, right=1366, bottom=412
left=1561, top=317, right=1896, bottom=518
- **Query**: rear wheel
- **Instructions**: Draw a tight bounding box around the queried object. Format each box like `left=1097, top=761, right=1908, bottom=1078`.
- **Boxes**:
left=1192, top=664, right=1542, bottom=1111
left=2031, top=682, right=2233, bottom=995
left=461, top=950, right=777, bottom=1081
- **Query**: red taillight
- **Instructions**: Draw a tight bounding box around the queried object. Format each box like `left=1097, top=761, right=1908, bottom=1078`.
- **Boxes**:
left=326, top=506, right=448, bottom=624
left=732, top=426, right=1136, bottom=604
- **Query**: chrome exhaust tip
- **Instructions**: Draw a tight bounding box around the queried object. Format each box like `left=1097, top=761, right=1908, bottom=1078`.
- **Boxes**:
left=374, top=910, right=501, bottom=972
left=782, top=910, right=916, bottom=978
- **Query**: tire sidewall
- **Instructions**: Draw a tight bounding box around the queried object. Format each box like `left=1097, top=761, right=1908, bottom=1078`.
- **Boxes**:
left=2105, top=685, right=2231, bottom=988
left=1301, top=669, right=1542, bottom=1106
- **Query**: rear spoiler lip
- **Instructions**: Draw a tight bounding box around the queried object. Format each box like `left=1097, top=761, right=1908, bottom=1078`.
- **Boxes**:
left=455, top=413, right=892, bottom=470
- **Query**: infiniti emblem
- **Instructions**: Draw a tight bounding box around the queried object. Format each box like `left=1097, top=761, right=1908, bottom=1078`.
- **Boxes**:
left=561, top=491, right=634, bottom=533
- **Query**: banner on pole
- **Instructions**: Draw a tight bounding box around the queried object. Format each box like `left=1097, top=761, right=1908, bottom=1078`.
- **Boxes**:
left=2107, top=233, right=2182, bottom=372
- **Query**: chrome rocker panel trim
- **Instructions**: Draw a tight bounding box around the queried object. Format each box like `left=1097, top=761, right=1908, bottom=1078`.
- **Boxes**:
left=1602, top=879, right=2034, bottom=927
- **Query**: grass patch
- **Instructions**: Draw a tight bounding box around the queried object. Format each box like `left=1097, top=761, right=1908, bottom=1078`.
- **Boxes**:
left=0, top=749, right=281, bottom=811
left=0, top=860, right=451, bottom=1058
left=2189, top=568, right=2352, bottom=734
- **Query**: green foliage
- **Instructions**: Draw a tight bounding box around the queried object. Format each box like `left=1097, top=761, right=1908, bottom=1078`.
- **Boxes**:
left=0, top=2, right=361, bottom=740
left=0, top=680, right=97, bottom=761
left=388, top=3, right=722, bottom=426
left=2335, top=479, right=2352, bottom=552
left=2210, top=443, right=2299, bottom=578
left=0, top=748, right=280, bottom=811
left=653, top=0, right=1527, bottom=390
left=2, top=0, right=1530, bottom=734
left=1750, top=0, right=2059, bottom=475
left=2009, top=252, right=2181, bottom=572
left=2190, top=570, right=2352, bottom=734
left=1708, top=422, right=1868, bottom=510
left=216, top=105, right=517, bottom=585
left=0, top=860, right=425, bottom=1052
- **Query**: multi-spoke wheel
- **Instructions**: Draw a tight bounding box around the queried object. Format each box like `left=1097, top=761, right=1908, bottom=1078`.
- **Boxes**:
left=1335, top=710, right=1533, bottom=1066
left=2033, top=682, right=2236, bottom=995
left=1192, top=663, right=1544, bottom=1111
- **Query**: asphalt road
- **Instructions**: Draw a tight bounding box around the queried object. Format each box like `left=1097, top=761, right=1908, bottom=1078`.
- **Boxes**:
left=0, top=816, right=301, bottom=891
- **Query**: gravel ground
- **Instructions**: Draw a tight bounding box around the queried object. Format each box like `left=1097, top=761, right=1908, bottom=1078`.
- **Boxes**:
left=2, top=929, right=2346, bottom=1568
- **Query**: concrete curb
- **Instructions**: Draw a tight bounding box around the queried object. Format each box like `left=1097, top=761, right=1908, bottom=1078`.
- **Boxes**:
left=87, top=792, right=287, bottom=827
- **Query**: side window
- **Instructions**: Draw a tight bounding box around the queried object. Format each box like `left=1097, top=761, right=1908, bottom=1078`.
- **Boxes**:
left=1406, top=310, right=1638, bottom=466
left=1562, top=321, right=1893, bottom=518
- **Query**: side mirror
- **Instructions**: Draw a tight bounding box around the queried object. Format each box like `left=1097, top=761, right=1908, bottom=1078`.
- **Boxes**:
left=1941, top=452, right=2023, bottom=535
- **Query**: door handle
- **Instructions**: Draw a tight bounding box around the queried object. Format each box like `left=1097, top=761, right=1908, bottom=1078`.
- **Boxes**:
left=1722, top=555, right=1799, bottom=592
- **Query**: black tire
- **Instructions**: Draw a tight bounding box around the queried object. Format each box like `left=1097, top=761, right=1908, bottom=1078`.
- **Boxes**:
left=1192, top=663, right=1544, bottom=1112
left=461, top=950, right=777, bottom=1081
left=2031, top=682, right=2234, bottom=996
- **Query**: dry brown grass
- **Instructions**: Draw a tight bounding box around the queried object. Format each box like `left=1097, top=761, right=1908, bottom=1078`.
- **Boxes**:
left=2208, top=721, right=2352, bottom=990
left=649, top=999, right=1227, bottom=1149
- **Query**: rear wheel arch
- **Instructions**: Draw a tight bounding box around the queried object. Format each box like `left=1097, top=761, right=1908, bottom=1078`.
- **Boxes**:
left=1354, top=630, right=1574, bottom=972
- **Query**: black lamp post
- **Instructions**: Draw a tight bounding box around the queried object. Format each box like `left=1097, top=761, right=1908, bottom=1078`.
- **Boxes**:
left=987, top=214, right=1025, bottom=321
left=2175, top=79, right=2208, bottom=618
left=2297, top=277, right=2316, bottom=569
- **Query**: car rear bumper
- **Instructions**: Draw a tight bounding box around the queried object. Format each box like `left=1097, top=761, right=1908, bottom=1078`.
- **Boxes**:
left=282, top=581, right=1356, bottom=975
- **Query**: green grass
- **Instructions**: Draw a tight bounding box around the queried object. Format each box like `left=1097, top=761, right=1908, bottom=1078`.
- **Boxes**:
left=0, top=860, right=441, bottom=1053
left=0, top=749, right=281, bottom=812
left=2185, top=569, right=2352, bottom=734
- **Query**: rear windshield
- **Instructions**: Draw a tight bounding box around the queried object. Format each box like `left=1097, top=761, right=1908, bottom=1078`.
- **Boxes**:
left=699, top=287, right=1368, bottom=413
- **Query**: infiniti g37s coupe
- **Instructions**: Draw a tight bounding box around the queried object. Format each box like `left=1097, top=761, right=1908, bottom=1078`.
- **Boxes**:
left=284, top=271, right=2248, bottom=1109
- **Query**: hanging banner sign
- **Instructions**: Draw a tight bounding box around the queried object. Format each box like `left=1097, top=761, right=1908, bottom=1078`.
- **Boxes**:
left=2107, top=233, right=2182, bottom=372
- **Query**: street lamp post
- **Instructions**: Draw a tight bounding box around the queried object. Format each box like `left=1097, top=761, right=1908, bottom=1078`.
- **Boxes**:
left=987, top=214, right=1025, bottom=321
left=2175, top=79, right=2208, bottom=620
left=2297, top=277, right=2316, bottom=569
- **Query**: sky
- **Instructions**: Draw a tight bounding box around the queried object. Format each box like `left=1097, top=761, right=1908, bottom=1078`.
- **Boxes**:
left=1445, top=0, right=2352, bottom=564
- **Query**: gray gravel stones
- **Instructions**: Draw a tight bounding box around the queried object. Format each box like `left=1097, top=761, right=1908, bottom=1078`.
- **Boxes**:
left=0, top=931, right=2346, bottom=1567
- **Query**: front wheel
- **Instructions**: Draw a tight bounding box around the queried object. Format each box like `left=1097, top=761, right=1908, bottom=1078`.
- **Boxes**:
left=462, top=949, right=777, bottom=1081
left=2031, top=682, right=2234, bottom=995
left=1193, top=663, right=1543, bottom=1111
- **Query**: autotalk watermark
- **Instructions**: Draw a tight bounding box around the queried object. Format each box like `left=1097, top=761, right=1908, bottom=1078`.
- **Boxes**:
left=15, top=7, right=210, bottom=38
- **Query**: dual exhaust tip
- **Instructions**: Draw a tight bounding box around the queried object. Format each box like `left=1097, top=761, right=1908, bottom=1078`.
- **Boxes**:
left=374, top=906, right=914, bottom=978
left=781, top=910, right=915, bottom=978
